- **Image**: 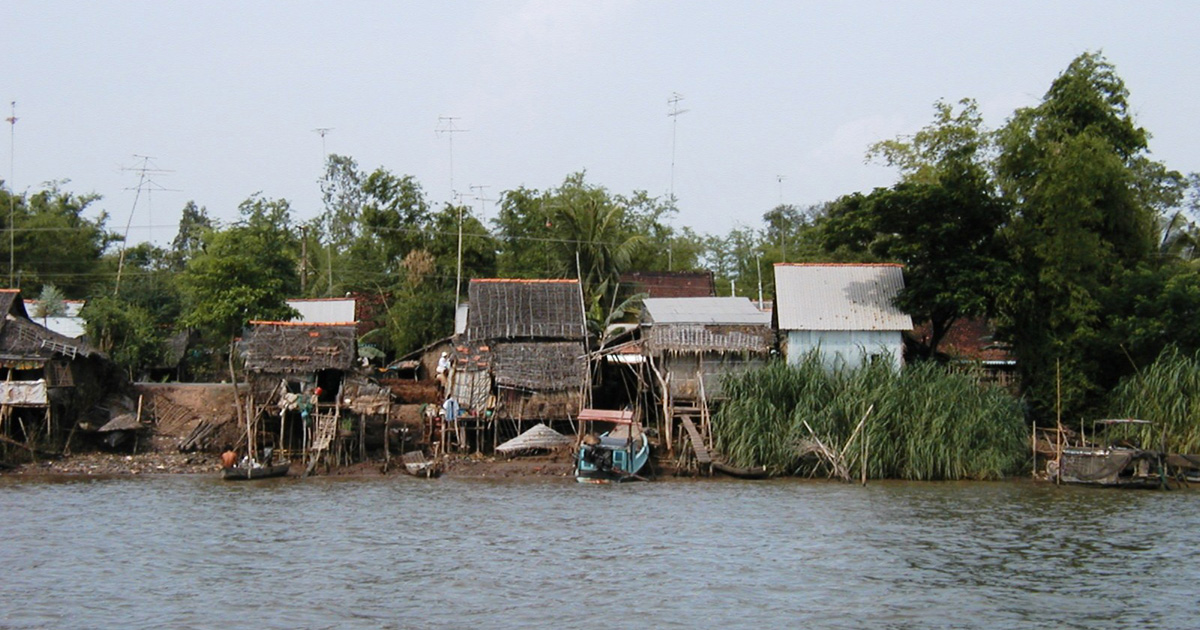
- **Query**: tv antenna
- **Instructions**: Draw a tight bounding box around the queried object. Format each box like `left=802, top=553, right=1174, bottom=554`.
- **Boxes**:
left=313, top=127, right=333, bottom=160
left=6, top=101, right=16, bottom=287
left=435, top=116, right=468, bottom=199
left=114, top=155, right=177, bottom=294
left=469, top=184, right=492, bottom=219
left=667, top=92, right=688, bottom=203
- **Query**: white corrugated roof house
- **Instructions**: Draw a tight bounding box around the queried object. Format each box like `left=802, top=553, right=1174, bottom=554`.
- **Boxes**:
left=287, top=298, right=357, bottom=324
left=773, top=263, right=913, bottom=371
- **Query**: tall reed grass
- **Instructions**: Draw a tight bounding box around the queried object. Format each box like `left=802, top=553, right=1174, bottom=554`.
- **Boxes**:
left=1106, top=346, right=1200, bottom=453
left=713, top=353, right=1027, bottom=480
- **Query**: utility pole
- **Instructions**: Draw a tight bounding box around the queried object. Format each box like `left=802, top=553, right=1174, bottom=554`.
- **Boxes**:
left=115, top=155, right=176, bottom=294
left=437, top=118, right=468, bottom=307
left=6, top=101, right=16, bottom=287
left=313, top=128, right=334, bottom=296
left=667, top=92, right=688, bottom=203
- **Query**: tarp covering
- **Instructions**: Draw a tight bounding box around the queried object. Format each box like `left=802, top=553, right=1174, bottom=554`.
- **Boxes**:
left=0, top=379, right=48, bottom=406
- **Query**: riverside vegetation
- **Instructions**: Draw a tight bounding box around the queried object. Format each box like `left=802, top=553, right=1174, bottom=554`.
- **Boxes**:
left=715, top=346, right=1200, bottom=481
left=714, top=355, right=1027, bottom=480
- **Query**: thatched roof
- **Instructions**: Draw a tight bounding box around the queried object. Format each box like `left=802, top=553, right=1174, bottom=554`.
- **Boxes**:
left=0, top=296, right=100, bottom=363
left=465, top=279, right=585, bottom=341
left=647, top=324, right=773, bottom=355
left=495, top=423, right=574, bottom=454
left=492, top=341, right=586, bottom=391
left=0, top=289, right=30, bottom=320
left=241, top=321, right=357, bottom=373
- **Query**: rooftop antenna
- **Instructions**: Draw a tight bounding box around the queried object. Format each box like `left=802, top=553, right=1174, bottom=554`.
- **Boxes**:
left=435, top=116, right=468, bottom=200
left=313, top=128, right=334, bottom=295
left=469, top=184, right=492, bottom=220
left=114, top=155, right=177, bottom=294
left=313, top=127, right=333, bottom=158
left=667, top=92, right=688, bottom=204
left=6, top=101, right=16, bottom=287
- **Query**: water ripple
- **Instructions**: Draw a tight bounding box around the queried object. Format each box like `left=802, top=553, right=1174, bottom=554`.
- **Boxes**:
left=1, top=476, right=1196, bottom=629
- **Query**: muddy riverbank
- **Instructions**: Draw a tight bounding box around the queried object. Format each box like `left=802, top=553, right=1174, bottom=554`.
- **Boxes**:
left=5, top=449, right=576, bottom=479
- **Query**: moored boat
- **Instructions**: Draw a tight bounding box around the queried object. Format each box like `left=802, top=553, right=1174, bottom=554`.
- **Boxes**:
left=221, top=461, right=291, bottom=480
left=1047, top=419, right=1165, bottom=488
left=401, top=450, right=442, bottom=478
left=576, top=431, right=650, bottom=483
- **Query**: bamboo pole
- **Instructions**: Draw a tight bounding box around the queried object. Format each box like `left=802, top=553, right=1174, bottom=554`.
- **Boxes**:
left=1055, top=359, right=1062, bottom=485
left=1032, top=420, right=1037, bottom=479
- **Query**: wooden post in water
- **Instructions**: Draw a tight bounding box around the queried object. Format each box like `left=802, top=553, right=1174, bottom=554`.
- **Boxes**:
left=1032, top=421, right=1037, bottom=479
left=1055, top=359, right=1062, bottom=486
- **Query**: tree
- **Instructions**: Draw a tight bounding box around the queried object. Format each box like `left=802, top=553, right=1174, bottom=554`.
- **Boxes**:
left=31, top=284, right=67, bottom=327
left=994, top=52, right=1176, bottom=418
left=82, top=295, right=164, bottom=379
left=169, top=201, right=212, bottom=271
left=493, top=186, right=560, bottom=279
left=0, top=181, right=116, bottom=297
left=178, top=195, right=299, bottom=343
left=544, top=173, right=645, bottom=331
left=821, top=99, right=1008, bottom=358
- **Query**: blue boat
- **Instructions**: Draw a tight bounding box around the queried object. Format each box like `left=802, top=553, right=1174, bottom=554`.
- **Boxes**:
left=576, top=431, right=650, bottom=483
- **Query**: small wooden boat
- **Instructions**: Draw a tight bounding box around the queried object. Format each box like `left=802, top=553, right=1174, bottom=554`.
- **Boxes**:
left=712, top=459, right=769, bottom=479
left=402, top=450, right=442, bottom=478
left=221, top=461, right=291, bottom=480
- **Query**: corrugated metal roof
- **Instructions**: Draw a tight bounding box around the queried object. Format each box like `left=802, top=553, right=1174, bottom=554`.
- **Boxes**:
left=288, top=298, right=357, bottom=324
left=773, top=264, right=913, bottom=331
left=643, top=297, right=770, bottom=325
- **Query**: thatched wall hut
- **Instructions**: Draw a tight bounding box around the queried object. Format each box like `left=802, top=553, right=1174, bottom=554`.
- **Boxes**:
left=458, top=279, right=588, bottom=421
left=642, top=297, right=772, bottom=400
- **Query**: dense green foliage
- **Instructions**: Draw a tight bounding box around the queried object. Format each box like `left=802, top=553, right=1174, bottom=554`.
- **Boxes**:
left=823, top=99, right=1008, bottom=358
left=714, top=357, right=1028, bottom=480
left=1106, top=346, right=1200, bottom=453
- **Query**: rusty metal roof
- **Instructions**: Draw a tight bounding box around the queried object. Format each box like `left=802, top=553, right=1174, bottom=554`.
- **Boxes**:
left=773, top=263, right=913, bottom=331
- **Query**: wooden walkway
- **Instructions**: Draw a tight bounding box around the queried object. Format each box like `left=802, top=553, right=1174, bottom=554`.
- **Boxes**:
left=678, top=415, right=712, bottom=465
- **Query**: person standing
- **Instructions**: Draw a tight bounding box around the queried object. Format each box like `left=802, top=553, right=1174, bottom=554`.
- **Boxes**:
left=436, top=352, right=451, bottom=391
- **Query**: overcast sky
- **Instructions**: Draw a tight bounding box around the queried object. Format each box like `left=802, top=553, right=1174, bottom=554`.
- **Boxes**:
left=3, top=1, right=1198, bottom=247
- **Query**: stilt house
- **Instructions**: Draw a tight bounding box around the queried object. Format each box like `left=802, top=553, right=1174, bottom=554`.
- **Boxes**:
left=453, top=279, right=588, bottom=434
left=240, top=320, right=383, bottom=467
left=0, top=289, right=117, bottom=455
left=643, top=296, right=772, bottom=402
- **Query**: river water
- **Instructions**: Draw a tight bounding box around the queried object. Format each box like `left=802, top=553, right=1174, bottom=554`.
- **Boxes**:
left=0, top=475, right=1195, bottom=629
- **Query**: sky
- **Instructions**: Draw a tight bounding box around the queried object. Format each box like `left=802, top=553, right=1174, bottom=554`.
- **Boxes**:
left=2, top=1, right=1198, bottom=248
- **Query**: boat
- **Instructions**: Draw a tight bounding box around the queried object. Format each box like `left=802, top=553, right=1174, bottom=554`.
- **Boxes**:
left=221, top=461, right=291, bottom=480
left=575, top=408, right=651, bottom=483
left=576, top=431, right=650, bottom=483
left=401, top=450, right=442, bottom=478
left=1047, top=419, right=1165, bottom=488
